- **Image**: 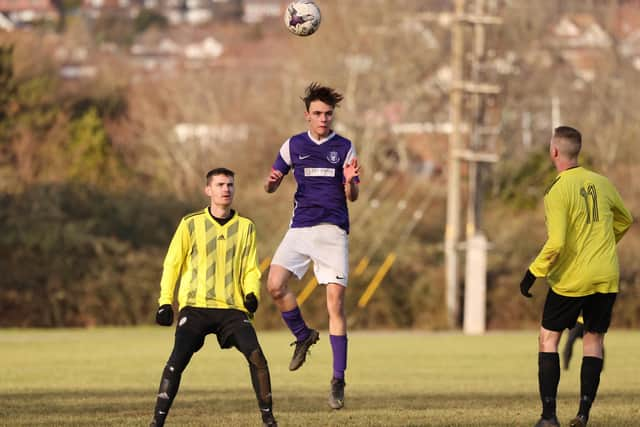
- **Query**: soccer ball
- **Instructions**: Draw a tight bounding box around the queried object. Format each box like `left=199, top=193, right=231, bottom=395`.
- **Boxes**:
left=284, top=1, right=321, bottom=37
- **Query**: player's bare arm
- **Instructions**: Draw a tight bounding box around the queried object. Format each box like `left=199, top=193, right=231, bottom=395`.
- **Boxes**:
left=344, top=158, right=360, bottom=202
left=264, top=168, right=284, bottom=193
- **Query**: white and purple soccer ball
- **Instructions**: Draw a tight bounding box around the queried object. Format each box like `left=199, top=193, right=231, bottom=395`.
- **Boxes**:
left=284, top=1, right=321, bottom=37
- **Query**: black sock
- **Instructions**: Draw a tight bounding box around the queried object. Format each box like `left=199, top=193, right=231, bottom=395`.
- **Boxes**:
left=578, top=356, right=603, bottom=419
left=538, top=352, right=560, bottom=419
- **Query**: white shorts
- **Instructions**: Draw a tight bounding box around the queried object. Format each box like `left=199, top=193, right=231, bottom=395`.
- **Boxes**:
left=271, top=224, right=349, bottom=286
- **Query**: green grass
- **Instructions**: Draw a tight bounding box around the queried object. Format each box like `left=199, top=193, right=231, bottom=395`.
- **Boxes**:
left=1, top=328, right=639, bottom=426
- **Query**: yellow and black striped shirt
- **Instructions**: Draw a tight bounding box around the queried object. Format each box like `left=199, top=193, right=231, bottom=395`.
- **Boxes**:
left=529, top=167, right=633, bottom=296
left=159, top=208, right=261, bottom=312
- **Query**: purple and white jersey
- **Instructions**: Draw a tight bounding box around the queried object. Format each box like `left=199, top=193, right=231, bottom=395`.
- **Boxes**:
left=272, top=130, right=359, bottom=233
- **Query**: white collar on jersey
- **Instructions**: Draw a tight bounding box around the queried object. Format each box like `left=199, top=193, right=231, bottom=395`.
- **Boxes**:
left=307, top=130, right=335, bottom=145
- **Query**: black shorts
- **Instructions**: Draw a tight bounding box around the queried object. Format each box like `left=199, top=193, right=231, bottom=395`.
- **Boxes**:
left=175, top=306, right=257, bottom=349
left=542, top=289, right=617, bottom=333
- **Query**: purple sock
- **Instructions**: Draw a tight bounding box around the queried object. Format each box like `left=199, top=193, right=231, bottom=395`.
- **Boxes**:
left=330, top=335, right=348, bottom=380
left=281, top=307, right=310, bottom=342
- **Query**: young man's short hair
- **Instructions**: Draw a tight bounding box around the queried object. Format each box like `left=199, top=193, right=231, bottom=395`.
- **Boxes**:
left=302, top=82, right=344, bottom=111
left=553, top=126, right=582, bottom=159
left=206, top=167, right=234, bottom=184
left=554, top=126, right=581, bottom=145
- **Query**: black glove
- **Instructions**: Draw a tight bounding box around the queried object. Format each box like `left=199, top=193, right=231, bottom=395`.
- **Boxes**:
left=519, top=269, right=536, bottom=298
left=155, top=304, right=174, bottom=326
left=244, top=292, right=258, bottom=313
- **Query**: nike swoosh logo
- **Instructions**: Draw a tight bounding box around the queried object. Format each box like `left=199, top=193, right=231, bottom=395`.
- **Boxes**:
left=299, top=154, right=311, bottom=160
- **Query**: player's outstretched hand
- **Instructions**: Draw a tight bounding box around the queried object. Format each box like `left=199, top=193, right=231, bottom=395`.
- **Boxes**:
left=267, top=168, right=283, bottom=183
left=265, top=169, right=284, bottom=193
left=244, top=292, right=259, bottom=313
left=519, top=270, right=536, bottom=298
left=156, top=304, right=174, bottom=326
left=343, top=158, right=361, bottom=183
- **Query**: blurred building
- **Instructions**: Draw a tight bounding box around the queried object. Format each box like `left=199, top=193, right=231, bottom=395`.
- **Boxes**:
left=82, top=0, right=242, bottom=24
left=0, top=0, right=58, bottom=27
left=243, top=0, right=283, bottom=24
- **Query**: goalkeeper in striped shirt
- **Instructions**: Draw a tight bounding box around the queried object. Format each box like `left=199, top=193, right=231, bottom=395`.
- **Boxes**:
left=519, top=126, right=632, bottom=427
left=149, top=168, right=277, bottom=427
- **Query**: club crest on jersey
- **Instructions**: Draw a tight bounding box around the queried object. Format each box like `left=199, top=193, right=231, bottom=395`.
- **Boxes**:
left=327, top=151, right=340, bottom=164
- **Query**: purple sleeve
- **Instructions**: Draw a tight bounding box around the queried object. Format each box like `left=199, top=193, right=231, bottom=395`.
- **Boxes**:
left=273, top=153, right=291, bottom=175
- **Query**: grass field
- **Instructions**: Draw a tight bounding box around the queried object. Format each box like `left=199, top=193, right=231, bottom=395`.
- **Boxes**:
left=1, top=328, right=639, bottom=426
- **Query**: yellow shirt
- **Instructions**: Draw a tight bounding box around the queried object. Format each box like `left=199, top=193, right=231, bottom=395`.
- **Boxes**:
left=158, top=208, right=261, bottom=311
left=529, top=167, right=632, bottom=296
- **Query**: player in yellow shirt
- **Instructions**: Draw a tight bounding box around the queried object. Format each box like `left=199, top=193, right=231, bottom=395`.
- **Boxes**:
left=519, top=126, right=632, bottom=427
left=149, top=168, right=277, bottom=427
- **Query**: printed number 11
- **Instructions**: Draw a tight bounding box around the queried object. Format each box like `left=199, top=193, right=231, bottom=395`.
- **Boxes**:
left=580, top=184, right=599, bottom=224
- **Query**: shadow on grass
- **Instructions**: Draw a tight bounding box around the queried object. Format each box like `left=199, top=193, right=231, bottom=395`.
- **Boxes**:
left=2, top=389, right=639, bottom=426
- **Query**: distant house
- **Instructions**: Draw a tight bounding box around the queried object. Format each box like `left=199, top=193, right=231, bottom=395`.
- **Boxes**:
left=174, top=123, right=249, bottom=146
left=54, top=45, right=98, bottom=79
left=552, top=14, right=612, bottom=49
left=243, top=0, right=282, bottom=24
left=613, top=0, right=640, bottom=39
left=550, top=14, right=613, bottom=81
left=83, top=0, right=136, bottom=13
left=83, top=0, right=236, bottom=25
left=618, top=30, right=640, bottom=70
left=82, top=0, right=139, bottom=20
left=0, top=10, right=14, bottom=30
left=60, top=64, right=98, bottom=79
left=0, top=0, right=58, bottom=26
left=613, top=0, right=640, bottom=70
left=164, top=0, right=242, bottom=25
left=130, top=33, right=223, bottom=71
left=84, top=0, right=130, bottom=8
left=558, top=50, right=601, bottom=82
left=184, top=36, right=223, bottom=59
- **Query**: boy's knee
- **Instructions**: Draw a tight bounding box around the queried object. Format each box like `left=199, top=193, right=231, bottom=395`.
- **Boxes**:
left=267, top=279, right=286, bottom=299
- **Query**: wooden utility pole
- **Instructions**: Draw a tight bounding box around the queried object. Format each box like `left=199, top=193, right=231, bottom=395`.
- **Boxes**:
left=464, top=0, right=501, bottom=334
left=466, top=0, right=484, bottom=238
left=464, top=0, right=488, bottom=335
left=414, top=0, right=501, bottom=329
left=445, top=0, right=465, bottom=328
left=446, top=0, right=501, bottom=330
